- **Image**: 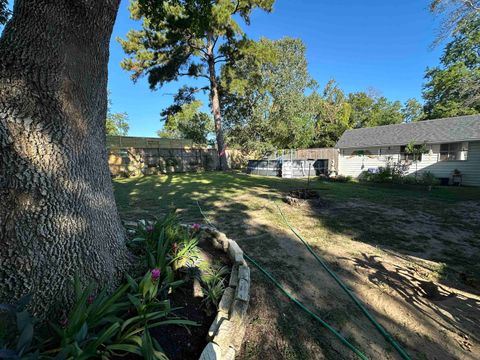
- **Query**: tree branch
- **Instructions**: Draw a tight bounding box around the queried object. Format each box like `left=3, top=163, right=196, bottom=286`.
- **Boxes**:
left=212, top=36, right=219, bottom=52
left=178, top=72, right=210, bottom=80
left=232, top=0, right=240, bottom=14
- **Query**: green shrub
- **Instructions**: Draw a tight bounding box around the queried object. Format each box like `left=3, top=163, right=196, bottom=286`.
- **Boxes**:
left=330, top=175, right=353, bottom=183
left=400, top=176, right=418, bottom=185
left=360, top=165, right=405, bottom=184
left=420, top=171, right=440, bottom=187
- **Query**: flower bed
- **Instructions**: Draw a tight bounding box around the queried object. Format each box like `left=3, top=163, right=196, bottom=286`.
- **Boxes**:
left=0, top=212, right=242, bottom=360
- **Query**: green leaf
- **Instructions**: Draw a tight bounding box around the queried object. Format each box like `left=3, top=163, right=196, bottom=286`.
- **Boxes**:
left=91, top=322, right=120, bottom=349
left=106, top=343, right=142, bottom=356
left=74, top=322, right=88, bottom=343
left=16, top=323, right=33, bottom=354
left=141, top=331, right=155, bottom=360
left=126, top=274, right=139, bottom=292
left=16, top=311, right=31, bottom=332
left=127, top=293, right=141, bottom=308
left=147, top=319, right=199, bottom=329
left=93, top=284, right=130, bottom=320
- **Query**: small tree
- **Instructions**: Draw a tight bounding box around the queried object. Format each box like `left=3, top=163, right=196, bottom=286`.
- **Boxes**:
left=158, top=100, right=213, bottom=144
left=106, top=92, right=130, bottom=136
left=405, top=142, right=429, bottom=179
left=118, top=0, right=274, bottom=170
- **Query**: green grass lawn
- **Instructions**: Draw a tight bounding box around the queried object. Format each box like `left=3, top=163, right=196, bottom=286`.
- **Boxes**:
left=113, top=171, right=480, bottom=360
left=114, top=171, right=480, bottom=219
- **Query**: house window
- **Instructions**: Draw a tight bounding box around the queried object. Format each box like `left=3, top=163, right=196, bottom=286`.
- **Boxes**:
left=439, top=142, right=468, bottom=161
left=400, top=145, right=423, bottom=161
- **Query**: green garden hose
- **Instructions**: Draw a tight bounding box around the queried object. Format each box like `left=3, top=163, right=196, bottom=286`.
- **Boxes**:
left=244, top=252, right=370, bottom=360
left=196, top=201, right=369, bottom=360
left=276, top=204, right=411, bottom=360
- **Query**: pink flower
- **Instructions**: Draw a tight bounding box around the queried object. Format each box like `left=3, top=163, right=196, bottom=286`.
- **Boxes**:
left=191, top=223, right=201, bottom=232
left=87, top=295, right=94, bottom=305
left=172, top=242, right=178, bottom=253
left=151, top=268, right=161, bottom=282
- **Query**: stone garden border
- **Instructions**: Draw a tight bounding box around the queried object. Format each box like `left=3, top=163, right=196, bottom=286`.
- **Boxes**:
left=124, top=220, right=250, bottom=359
left=195, top=225, right=251, bottom=360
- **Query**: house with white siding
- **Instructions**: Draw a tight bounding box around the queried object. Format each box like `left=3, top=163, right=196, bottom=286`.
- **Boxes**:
left=335, top=115, right=480, bottom=186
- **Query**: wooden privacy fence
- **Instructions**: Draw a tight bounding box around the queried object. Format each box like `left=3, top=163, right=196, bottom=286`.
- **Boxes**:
left=107, top=136, right=246, bottom=176
left=107, top=135, right=196, bottom=149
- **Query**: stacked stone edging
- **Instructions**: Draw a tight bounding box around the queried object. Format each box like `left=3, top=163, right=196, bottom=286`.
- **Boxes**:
left=198, top=226, right=251, bottom=360
left=124, top=220, right=250, bottom=359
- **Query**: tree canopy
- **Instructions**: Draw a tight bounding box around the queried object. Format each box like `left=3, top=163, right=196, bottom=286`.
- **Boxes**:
left=158, top=100, right=213, bottom=144
left=220, top=37, right=421, bottom=152
left=118, top=0, right=274, bottom=169
left=430, top=0, right=480, bottom=42
left=221, top=37, right=316, bottom=152
left=423, top=16, right=480, bottom=118
left=106, top=93, right=130, bottom=136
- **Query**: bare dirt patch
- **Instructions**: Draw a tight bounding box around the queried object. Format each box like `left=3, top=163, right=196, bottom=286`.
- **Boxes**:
left=220, top=197, right=480, bottom=360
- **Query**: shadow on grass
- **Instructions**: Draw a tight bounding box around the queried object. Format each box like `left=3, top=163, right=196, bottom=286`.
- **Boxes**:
left=113, top=172, right=480, bottom=360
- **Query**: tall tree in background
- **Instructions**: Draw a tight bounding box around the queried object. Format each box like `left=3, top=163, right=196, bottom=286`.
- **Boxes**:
left=423, top=16, right=480, bottom=118
left=118, top=0, right=274, bottom=170
left=221, top=37, right=316, bottom=152
left=430, top=0, right=480, bottom=42
left=0, top=0, right=129, bottom=317
left=347, top=91, right=404, bottom=128
left=402, top=98, right=425, bottom=122
left=309, top=80, right=352, bottom=147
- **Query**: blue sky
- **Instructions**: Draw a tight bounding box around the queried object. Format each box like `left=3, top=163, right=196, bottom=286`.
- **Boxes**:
left=3, top=0, right=444, bottom=137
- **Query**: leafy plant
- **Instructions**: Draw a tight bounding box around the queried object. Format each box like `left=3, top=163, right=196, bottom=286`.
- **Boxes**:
left=130, top=212, right=200, bottom=282
left=0, top=296, right=38, bottom=360
left=200, top=264, right=230, bottom=310
left=165, top=157, right=178, bottom=168
left=329, top=175, right=353, bottom=183
left=421, top=171, right=440, bottom=187
left=1, top=212, right=202, bottom=360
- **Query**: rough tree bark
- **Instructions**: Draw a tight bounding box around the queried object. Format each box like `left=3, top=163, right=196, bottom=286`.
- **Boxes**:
left=0, top=0, right=129, bottom=317
left=207, top=39, right=229, bottom=171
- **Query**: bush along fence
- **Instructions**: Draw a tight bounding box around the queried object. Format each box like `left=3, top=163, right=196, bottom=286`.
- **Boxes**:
left=195, top=226, right=251, bottom=360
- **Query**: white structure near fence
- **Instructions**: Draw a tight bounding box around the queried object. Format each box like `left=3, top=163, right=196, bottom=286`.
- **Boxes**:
left=335, top=115, right=480, bottom=186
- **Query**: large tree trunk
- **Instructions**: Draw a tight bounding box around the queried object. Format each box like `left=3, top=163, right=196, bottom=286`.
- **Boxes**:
left=207, top=49, right=229, bottom=171
left=0, top=0, right=129, bottom=318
